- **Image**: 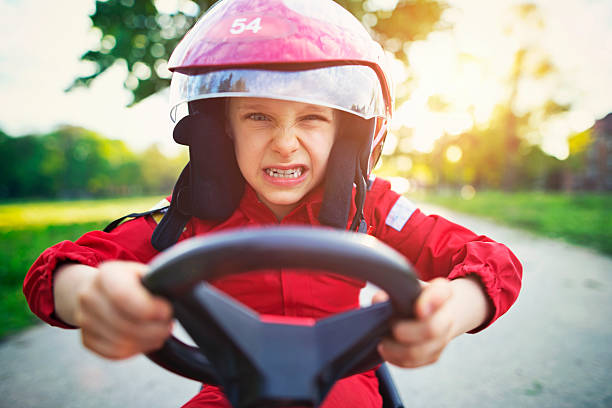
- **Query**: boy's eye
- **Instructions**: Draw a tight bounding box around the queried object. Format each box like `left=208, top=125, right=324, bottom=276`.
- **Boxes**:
left=247, top=113, right=269, bottom=121
left=302, top=114, right=330, bottom=123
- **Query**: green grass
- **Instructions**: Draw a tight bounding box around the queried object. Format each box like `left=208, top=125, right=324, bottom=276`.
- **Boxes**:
left=415, top=190, right=612, bottom=256
left=0, top=196, right=167, bottom=230
left=0, top=196, right=163, bottom=339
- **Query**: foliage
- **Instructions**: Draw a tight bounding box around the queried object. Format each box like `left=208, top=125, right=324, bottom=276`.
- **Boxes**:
left=69, top=0, right=445, bottom=104
left=564, top=128, right=593, bottom=172
left=334, top=0, right=446, bottom=60
left=378, top=103, right=571, bottom=191
left=0, top=126, right=186, bottom=200
left=139, top=144, right=188, bottom=194
left=416, top=190, right=612, bottom=256
left=374, top=2, right=580, bottom=191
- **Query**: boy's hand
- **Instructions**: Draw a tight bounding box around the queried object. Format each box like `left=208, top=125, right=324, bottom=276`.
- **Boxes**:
left=74, top=261, right=173, bottom=360
left=375, top=275, right=491, bottom=368
left=375, top=278, right=454, bottom=368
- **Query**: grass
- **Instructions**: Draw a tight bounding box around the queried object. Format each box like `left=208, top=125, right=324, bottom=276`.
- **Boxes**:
left=414, top=190, right=612, bottom=256
left=0, top=196, right=167, bottom=230
left=0, top=196, right=163, bottom=339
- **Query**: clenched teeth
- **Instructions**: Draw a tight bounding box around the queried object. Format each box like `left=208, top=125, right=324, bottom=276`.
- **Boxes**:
left=265, top=167, right=303, bottom=178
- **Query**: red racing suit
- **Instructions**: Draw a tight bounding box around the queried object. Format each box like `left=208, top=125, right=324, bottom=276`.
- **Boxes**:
left=24, top=177, right=522, bottom=407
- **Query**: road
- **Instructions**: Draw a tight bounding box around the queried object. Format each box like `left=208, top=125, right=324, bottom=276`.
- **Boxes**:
left=1, top=204, right=611, bottom=407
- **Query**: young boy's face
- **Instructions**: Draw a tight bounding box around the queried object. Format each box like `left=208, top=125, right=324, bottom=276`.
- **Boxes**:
left=228, top=97, right=336, bottom=219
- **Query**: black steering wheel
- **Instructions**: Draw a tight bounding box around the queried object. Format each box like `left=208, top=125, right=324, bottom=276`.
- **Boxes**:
left=142, top=226, right=420, bottom=408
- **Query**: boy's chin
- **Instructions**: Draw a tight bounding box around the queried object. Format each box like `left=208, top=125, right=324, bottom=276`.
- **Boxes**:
left=260, top=191, right=308, bottom=216
left=264, top=192, right=305, bottom=207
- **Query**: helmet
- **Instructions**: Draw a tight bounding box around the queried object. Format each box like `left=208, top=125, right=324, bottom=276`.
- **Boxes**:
left=153, top=0, right=394, bottom=250
left=168, top=0, right=393, bottom=114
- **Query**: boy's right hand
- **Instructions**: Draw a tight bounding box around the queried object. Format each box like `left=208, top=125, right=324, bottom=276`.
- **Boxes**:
left=74, top=261, right=174, bottom=360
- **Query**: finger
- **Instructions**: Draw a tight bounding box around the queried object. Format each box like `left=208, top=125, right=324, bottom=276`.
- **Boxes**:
left=77, top=305, right=136, bottom=359
left=78, top=282, right=172, bottom=350
left=388, top=317, right=426, bottom=344
left=390, top=298, right=455, bottom=344
left=415, top=278, right=452, bottom=320
left=91, top=308, right=172, bottom=350
left=77, top=282, right=126, bottom=332
left=79, top=304, right=172, bottom=358
left=125, top=319, right=174, bottom=350
left=378, top=337, right=445, bottom=368
left=372, top=290, right=389, bottom=304
left=85, top=297, right=172, bottom=345
left=98, top=262, right=173, bottom=322
left=81, top=329, right=140, bottom=360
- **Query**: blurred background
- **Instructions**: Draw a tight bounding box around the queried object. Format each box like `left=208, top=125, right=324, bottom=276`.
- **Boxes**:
left=1, top=1, right=611, bottom=402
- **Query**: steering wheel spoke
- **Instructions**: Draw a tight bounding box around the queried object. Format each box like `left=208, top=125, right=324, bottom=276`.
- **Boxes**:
left=315, top=301, right=394, bottom=378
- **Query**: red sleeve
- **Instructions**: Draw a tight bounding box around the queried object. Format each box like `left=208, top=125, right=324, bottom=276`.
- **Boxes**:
left=365, top=178, right=522, bottom=332
left=23, top=216, right=161, bottom=329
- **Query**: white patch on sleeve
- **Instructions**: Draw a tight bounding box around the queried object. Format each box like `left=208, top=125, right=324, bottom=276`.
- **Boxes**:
left=149, top=198, right=171, bottom=211
left=385, top=196, right=417, bottom=231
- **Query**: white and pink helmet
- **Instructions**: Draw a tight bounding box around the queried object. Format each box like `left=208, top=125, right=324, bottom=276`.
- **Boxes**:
left=153, top=0, right=395, bottom=249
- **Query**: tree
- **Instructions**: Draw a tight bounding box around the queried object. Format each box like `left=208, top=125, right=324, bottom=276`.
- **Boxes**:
left=139, top=144, right=187, bottom=194
left=377, top=2, right=574, bottom=191
left=38, top=126, right=143, bottom=197
left=498, top=3, right=570, bottom=190
left=68, top=0, right=445, bottom=105
left=0, top=131, right=55, bottom=198
left=0, top=125, right=187, bottom=199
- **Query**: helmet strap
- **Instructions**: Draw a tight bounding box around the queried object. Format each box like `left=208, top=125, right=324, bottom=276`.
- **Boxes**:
left=319, top=114, right=374, bottom=231
left=151, top=164, right=191, bottom=251
left=176, top=99, right=245, bottom=219
left=349, top=155, right=367, bottom=232
left=319, top=135, right=359, bottom=229
left=151, top=99, right=244, bottom=251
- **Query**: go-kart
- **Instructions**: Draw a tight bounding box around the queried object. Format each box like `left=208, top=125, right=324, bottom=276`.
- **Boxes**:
left=142, top=227, right=421, bottom=408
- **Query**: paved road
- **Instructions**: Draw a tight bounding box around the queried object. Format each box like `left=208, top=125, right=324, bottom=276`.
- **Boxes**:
left=389, top=205, right=612, bottom=408
left=1, top=205, right=611, bottom=407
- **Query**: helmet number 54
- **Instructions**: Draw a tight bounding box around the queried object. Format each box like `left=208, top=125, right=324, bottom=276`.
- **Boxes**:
left=230, top=17, right=262, bottom=35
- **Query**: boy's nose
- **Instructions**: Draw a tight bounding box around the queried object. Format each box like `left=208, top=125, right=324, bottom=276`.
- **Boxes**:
left=272, top=129, right=299, bottom=156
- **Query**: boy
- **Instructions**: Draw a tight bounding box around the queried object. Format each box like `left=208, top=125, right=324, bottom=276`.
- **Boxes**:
left=24, top=1, right=522, bottom=406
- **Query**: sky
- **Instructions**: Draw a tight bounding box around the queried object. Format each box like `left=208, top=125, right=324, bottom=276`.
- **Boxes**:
left=1, top=0, right=611, bottom=159
left=0, top=1, right=176, bottom=153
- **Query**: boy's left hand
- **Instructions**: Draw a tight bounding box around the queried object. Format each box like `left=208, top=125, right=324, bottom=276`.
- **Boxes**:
left=375, top=278, right=455, bottom=368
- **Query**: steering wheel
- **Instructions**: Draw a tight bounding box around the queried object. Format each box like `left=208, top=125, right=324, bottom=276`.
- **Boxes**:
left=142, top=227, right=420, bottom=408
